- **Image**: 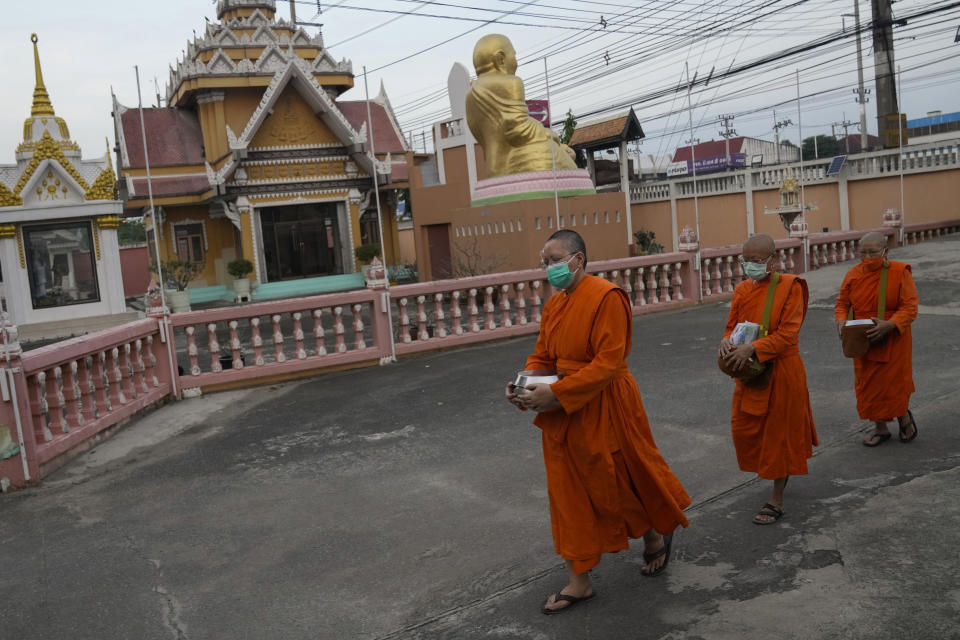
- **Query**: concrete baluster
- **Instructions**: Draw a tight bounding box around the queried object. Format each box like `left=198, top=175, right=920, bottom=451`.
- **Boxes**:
left=292, top=312, right=307, bottom=359
left=433, top=293, right=448, bottom=337
left=530, top=282, right=542, bottom=323
left=450, top=291, right=464, bottom=334
left=307, top=309, right=327, bottom=356
left=352, top=304, right=367, bottom=349
left=415, top=296, right=430, bottom=341
left=808, top=245, right=819, bottom=271
left=62, top=361, right=83, bottom=429
left=120, top=344, right=137, bottom=400
left=397, top=298, right=412, bottom=343
left=333, top=307, right=347, bottom=353
left=77, top=356, right=96, bottom=422
left=93, top=352, right=111, bottom=413
left=108, top=348, right=127, bottom=405
left=484, top=287, right=496, bottom=330
left=621, top=268, right=633, bottom=299
left=786, top=248, right=796, bottom=273
left=636, top=267, right=647, bottom=306
left=46, top=367, right=66, bottom=435
left=701, top=258, right=712, bottom=296
left=185, top=326, right=201, bottom=376
left=514, top=283, right=528, bottom=325
left=647, top=265, right=660, bottom=304
left=250, top=317, right=265, bottom=366
left=229, top=320, right=245, bottom=367
left=829, top=242, right=838, bottom=264
left=722, top=257, right=733, bottom=292
left=499, top=285, right=512, bottom=328
left=271, top=314, right=286, bottom=363
left=132, top=340, right=148, bottom=395
left=207, top=323, right=222, bottom=373
left=659, top=264, right=672, bottom=302
left=672, top=262, right=685, bottom=300
left=30, top=372, right=52, bottom=442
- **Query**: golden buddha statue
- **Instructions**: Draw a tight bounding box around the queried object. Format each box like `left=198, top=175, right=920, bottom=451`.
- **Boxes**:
left=465, top=34, right=578, bottom=178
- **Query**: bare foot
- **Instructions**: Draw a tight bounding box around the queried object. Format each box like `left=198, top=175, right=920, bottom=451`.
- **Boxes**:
left=641, top=532, right=666, bottom=575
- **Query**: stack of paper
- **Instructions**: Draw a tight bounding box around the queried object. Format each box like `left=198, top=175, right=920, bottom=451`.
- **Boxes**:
left=844, top=319, right=875, bottom=327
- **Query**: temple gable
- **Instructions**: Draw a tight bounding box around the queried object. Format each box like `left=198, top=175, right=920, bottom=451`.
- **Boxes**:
left=250, top=88, right=340, bottom=148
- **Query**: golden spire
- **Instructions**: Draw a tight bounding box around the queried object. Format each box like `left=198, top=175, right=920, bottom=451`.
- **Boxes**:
left=30, top=33, right=55, bottom=116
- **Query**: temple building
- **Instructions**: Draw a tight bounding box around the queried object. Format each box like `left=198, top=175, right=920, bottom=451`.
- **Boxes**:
left=0, top=35, right=128, bottom=335
left=113, top=0, right=409, bottom=297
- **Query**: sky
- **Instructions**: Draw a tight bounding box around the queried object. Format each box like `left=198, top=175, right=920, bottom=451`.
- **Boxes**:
left=1, top=0, right=958, bottom=167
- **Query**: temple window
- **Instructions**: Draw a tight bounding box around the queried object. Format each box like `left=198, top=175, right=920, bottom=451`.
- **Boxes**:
left=359, top=210, right=381, bottom=245
left=23, top=221, right=100, bottom=310
left=174, top=223, right=206, bottom=262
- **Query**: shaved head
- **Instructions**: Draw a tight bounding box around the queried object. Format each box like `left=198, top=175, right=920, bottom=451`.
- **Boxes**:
left=859, top=231, right=887, bottom=249
left=546, top=229, right=588, bottom=264
left=743, top=233, right=776, bottom=256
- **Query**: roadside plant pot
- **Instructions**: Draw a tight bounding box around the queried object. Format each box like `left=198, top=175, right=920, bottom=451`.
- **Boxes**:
left=167, top=289, right=191, bottom=313
left=233, top=277, right=251, bottom=300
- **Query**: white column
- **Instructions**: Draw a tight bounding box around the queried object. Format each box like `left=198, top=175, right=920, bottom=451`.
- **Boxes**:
left=669, top=183, right=678, bottom=253
left=838, top=175, right=851, bottom=230
left=620, top=140, right=633, bottom=248
left=0, top=237, right=27, bottom=325
left=745, top=170, right=756, bottom=236
left=97, top=226, right=127, bottom=314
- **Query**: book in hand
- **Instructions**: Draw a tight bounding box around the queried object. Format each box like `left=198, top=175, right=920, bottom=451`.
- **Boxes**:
left=844, top=319, right=875, bottom=327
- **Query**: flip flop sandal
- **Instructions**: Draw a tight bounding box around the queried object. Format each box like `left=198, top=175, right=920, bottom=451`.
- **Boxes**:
left=863, top=431, right=892, bottom=447
left=541, top=590, right=596, bottom=615
left=899, top=410, right=918, bottom=443
left=753, top=502, right=784, bottom=525
left=641, top=533, right=673, bottom=577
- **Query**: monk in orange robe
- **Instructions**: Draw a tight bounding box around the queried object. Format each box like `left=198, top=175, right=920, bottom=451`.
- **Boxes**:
left=505, top=229, right=690, bottom=614
left=718, top=234, right=817, bottom=525
left=834, top=231, right=919, bottom=446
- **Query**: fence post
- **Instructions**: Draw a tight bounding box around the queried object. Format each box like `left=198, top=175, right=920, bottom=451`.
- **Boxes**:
left=366, top=258, right=396, bottom=365
left=677, top=225, right=701, bottom=301
left=0, top=314, right=39, bottom=490
left=147, top=299, right=179, bottom=400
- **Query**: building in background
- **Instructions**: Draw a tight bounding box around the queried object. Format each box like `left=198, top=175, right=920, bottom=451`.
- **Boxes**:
left=0, top=35, right=129, bottom=337
left=669, top=137, right=801, bottom=176
left=905, top=111, right=960, bottom=146
left=112, top=0, right=408, bottom=297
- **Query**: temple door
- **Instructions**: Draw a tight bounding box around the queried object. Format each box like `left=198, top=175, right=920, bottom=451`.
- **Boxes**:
left=425, top=224, right=451, bottom=280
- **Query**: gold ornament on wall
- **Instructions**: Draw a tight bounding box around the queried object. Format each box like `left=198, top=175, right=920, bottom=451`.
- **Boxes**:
left=16, top=228, right=26, bottom=268
left=0, top=181, right=22, bottom=207
left=85, top=166, right=117, bottom=201
left=95, top=215, right=120, bottom=229
left=0, top=224, right=17, bottom=239
left=12, top=131, right=89, bottom=197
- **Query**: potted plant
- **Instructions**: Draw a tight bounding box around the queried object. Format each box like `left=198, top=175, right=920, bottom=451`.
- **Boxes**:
left=227, top=258, right=254, bottom=300
left=149, top=259, right=204, bottom=312
left=354, top=243, right=381, bottom=276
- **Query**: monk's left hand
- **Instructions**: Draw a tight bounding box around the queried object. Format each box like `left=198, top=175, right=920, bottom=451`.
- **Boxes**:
left=724, top=342, right=757, bottom=369
left=521, top=383, right=562, bottom=413
left=866, top=317, right=896, bottom=342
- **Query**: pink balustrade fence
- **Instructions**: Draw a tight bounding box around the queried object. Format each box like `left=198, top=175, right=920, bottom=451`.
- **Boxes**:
left=2, top=219, right=958, bottom=490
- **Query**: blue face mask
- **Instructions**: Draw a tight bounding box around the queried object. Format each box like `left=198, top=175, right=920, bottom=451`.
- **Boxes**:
left=546, top=256, right=577, bottom=288
left=742, top=260, right=770, bottom=281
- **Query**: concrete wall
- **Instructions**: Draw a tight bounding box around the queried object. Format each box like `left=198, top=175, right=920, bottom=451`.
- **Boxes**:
left=119, top=244, right=151, bottom=298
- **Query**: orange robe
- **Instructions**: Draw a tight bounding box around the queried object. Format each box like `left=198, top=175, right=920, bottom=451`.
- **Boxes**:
left=525, top=275, right=690, bottom=574
left=834, top=261, right=918, bottom=420
left=723, top=274, right=818, bottom=479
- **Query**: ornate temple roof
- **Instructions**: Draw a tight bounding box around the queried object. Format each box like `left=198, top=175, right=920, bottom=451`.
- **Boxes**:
left=568, top=109, right=645, bottom=152
left=0, top=35, right=116, bottom=208
left=166, top=0, right=352, bottom=107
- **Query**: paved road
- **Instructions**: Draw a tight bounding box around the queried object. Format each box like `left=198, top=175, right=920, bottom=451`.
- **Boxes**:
left=1, top=235, right=958, bottom=640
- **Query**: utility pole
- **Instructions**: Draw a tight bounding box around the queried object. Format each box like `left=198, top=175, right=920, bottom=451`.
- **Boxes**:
left=871, top=0, right=899, bottom=147
left=845, top=1, right=871, bottom=152
left=718, top=114, right=737, bottom=169
left=289, top=0, right=297, bottom=23
left=772, top=109, right=793, bottom=164
left=833, top=115, right=857, bottom=153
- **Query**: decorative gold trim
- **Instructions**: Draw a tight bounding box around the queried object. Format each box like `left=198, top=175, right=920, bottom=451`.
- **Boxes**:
left=0, top=181, right=22, bottom=207
left=95, top=215, right=121, bottom=229
left=16, top=227, right=26, bottom=268
left=0, top=224, right=17, bottom=239
left=12, top=131, right=89, bottom=196
left=93, top=226, right=102, bottom=261
left=23, top=119, right=33, bottom=141
left=55, top=117, right=70, bottom=139
left=85, top=167, right=117, bottom=201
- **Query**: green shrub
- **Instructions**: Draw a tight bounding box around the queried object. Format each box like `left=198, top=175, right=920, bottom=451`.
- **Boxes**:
left=227, top=258, right=254, bottom=278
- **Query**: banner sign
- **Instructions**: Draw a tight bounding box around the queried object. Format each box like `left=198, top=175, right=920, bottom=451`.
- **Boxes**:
left=526, top=100, right=550, bottom=127
left=670, top=153, right=746, bottom=176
